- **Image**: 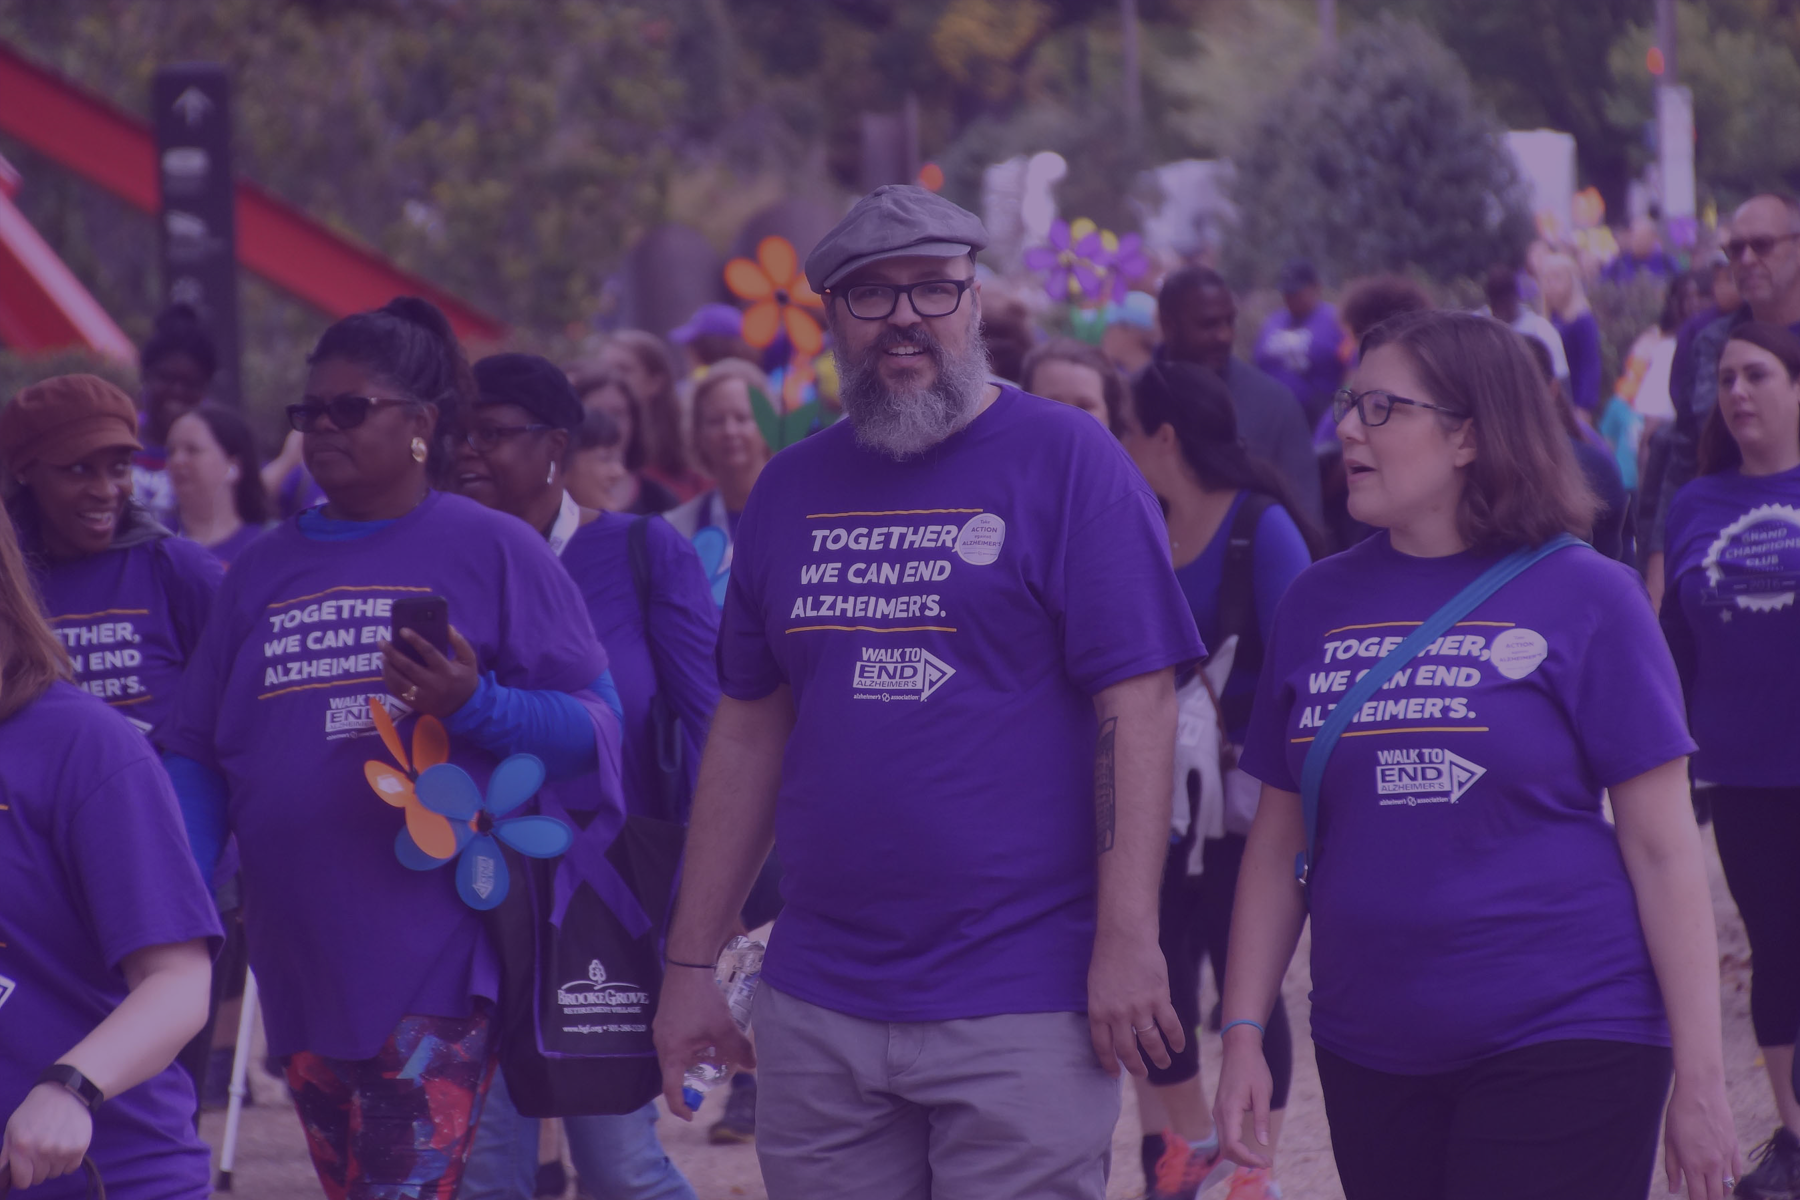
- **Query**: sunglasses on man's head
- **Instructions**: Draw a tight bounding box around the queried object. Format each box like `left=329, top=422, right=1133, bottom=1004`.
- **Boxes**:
left=286, top=394, right=414, bottom=433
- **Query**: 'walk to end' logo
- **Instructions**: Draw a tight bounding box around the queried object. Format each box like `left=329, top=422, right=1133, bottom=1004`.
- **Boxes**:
left=852, top=646, right=955, bottom=703
left=1374, top=747, right=1485, bottom=806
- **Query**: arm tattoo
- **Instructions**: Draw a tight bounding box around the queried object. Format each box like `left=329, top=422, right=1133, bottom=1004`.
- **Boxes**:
left=1094, top=716, right=1118, bottom=854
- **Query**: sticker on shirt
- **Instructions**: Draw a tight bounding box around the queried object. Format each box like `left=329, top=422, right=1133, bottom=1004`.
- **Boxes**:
left=954, top=513, right=1005, bottom=565
left=852, top=646, right=956, bottom=703
left=1374, top=747, right=1486, bottom=806
left=1488, top=628, right=1548, bottom=680
left=1702, top=504, right=1800, bottom=614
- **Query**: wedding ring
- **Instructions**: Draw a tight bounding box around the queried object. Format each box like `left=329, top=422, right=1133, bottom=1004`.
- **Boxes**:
left=403, top=687, right=420, bottom=704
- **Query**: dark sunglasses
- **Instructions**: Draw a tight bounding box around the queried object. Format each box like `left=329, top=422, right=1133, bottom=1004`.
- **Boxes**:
left=1331, top=387, right=1467, bottom=428
left=287, top=394, right=415, bottom=433
left=1723, top=233, right=1800, bottom=261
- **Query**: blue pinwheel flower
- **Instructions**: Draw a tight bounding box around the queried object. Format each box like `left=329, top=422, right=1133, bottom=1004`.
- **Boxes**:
left=396, top=753, right=573, bottom=910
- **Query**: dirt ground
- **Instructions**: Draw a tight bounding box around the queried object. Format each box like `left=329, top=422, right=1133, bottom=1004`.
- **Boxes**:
left=201, top=826, right=1776, bottom=1199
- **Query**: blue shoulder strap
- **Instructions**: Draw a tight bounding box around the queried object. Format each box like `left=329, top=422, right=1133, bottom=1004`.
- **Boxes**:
left=1295, top=534, right=1581, bottom=895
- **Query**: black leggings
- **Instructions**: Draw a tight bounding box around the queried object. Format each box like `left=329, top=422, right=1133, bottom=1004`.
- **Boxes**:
left=1147, top=835, right=1293, bottom=1108
left=1711, top=786, right=1800, bottom=1047
left=1317, top=1039, right=1671, bottom=1200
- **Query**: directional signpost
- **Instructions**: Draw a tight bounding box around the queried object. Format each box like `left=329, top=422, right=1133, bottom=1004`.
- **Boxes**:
left=153, top=64, right=241, bottom=405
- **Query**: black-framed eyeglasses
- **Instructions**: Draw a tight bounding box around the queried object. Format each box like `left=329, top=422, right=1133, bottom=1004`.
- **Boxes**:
left=464, top=423, right=551, bottom=452
left=829, top=278, right=973, bottom=321
left=287, top=394, right=415, bottom=433
left=1723, top=233, right=1800, bottom=261
left=1331, top=387, right=1467, bottom=428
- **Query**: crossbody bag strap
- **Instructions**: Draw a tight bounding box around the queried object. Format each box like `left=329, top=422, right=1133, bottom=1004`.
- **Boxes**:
left=1295, top=534, right=1581, bottom=896
left=627, top=516, right=653, bottom=627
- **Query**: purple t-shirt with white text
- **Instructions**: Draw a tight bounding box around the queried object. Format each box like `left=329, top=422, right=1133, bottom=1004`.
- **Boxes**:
left=32, top=538, right=221, bottom=736
left=1240, top=533, right=1691, bottom=1074
left=1253, top=303, right=1346, bottom=420
left=1665, top=465, right=1800, bottom=786
left=0, top=684, right=221, bottom=1200
left=719, top=388, right=1204, bottom=1021
left=160, top=492, right=610, bottom=1059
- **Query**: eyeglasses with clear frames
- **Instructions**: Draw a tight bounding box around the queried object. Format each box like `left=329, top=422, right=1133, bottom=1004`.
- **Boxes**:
left=830, top=278, right=974, bottom=321
left=1331, top=387, right=1468, bottom=428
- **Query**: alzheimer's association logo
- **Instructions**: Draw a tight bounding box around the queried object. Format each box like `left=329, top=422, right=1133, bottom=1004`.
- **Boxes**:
left=1374, top=748, right=1485, bottom=807
left=851, top=646, right=955, bottom=703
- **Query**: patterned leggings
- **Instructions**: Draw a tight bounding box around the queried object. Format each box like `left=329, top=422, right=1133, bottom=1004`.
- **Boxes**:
left=285, top=1007, right=497, bottom=1200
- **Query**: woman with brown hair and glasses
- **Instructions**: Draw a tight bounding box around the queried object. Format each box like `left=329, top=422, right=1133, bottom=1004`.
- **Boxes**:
left=593, top=331, right=710, bottom=503
left=160, top=298, right=622, bottom=1199
left=1663, top=322, right=1800, bottom=1198
left=570, top=369, right=680, bottom=515
left=0, top=498, right=219, bottom=1198
left=1214, top=311, right=1738, bottom=1200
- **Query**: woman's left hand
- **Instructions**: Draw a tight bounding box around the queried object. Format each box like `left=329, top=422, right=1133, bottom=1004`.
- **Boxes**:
left=1664, top=1074, right=1742, bottom=1200
left=2, top=1083, right=93, bottom=1188
left=381, top=626, right=479, bottom=718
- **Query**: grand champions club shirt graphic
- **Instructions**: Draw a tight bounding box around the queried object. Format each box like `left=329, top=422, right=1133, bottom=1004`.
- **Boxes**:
left=717, top=389, right=1201, bottom=1023
left=1665, top=466, right=1800, bottom=786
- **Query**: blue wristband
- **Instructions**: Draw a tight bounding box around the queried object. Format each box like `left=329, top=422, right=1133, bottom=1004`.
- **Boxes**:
left=1220, top=1018, right=1265, bottom=1038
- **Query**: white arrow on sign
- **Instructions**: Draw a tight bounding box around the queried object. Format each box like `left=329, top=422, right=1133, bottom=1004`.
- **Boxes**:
left=172, top=85, right=213, bottom=126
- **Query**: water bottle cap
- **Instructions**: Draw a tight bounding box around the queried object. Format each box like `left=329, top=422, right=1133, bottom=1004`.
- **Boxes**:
left=681, top=1086, right=704, bottom=1112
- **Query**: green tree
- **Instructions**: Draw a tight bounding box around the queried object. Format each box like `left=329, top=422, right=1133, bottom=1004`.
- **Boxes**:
left=1224, top=15, right=1533, bottom=287
left=1605, top=2, right=1800, bottom=206
left=1342, top=0, right=1641, bottom=212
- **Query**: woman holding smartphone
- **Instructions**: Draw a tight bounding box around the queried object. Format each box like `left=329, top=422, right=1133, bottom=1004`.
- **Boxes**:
left=161, top=298, right=624, bottom=1199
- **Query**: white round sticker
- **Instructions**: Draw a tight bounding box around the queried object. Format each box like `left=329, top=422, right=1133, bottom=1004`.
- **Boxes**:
left=1488, top=628, right=1548, bottom=680
left=955, top=513, right=1006, bottom=566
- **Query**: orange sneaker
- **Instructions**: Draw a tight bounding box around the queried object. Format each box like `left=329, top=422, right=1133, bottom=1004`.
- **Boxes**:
left=1223, top=1166, right=1283, bottom=1200
left=1148, top=1129, right=1234, bottom=1200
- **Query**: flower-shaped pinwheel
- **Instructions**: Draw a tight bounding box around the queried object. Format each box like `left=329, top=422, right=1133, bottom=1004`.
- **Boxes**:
left=725, top=236, right=824, bottom=357
left=402, top=754, right=573, bottom=910
left=363, top=698, right=459, bottom=861
left=1024, top=218, right=1150, bottom=307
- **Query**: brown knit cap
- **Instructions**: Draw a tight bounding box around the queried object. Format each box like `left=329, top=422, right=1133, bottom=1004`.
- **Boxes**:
left=0, top=374, right=142, bottom=476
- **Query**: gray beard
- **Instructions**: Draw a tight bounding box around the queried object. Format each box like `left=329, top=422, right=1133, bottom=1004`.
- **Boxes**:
left=834, top=321, right=990, bottom=460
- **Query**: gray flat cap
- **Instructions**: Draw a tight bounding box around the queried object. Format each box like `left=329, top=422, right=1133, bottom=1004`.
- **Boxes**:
left=805, top=184, right=989, bottom=292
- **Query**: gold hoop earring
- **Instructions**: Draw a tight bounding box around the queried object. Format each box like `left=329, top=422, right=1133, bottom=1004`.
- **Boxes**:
left=411, top=436, right=428, bottom=463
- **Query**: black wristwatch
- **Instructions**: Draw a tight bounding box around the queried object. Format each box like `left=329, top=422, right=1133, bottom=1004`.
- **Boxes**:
left=37, top=1064, right=103, bottom=1114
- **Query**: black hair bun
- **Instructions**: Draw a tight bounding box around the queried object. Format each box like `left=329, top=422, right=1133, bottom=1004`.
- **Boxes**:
left=380, top=296, right=457, bottom=346
left=153, top=303, right=205, bottom=334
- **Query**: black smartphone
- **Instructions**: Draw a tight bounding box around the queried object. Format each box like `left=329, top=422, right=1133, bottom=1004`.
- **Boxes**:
left=390, top=595, right=450, bottom=663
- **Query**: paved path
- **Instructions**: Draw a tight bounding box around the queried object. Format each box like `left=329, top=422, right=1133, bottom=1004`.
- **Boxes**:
left=201, top=828, right=1775, bottom=1198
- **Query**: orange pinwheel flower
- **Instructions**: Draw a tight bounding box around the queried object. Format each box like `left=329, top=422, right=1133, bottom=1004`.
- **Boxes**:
left=361, top=697, right=459, bottom=860
left=725, top=236, right=824, bottom=356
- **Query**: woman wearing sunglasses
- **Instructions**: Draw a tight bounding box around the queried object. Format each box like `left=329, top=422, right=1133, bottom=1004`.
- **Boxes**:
left=0, top=510, right=220, bottom=1200
left=0, top=374, right=223, bottom=740
left=160, top=298, right=623, bottom=1199
left=1213, top=311, right=1738, bottom=1200
left=452, top=353, right=717, bottom=1200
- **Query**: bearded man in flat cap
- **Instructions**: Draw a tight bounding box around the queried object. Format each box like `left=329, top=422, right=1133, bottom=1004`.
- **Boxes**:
left=654, top=185, right=1203, bottom=1200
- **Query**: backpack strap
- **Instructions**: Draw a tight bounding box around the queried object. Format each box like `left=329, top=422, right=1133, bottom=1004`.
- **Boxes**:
left=627, top=516, right=652, bottom=625
left=1214, top=492, right=1274, bottom=731
left=1295, top=534, right=1581, bottom=897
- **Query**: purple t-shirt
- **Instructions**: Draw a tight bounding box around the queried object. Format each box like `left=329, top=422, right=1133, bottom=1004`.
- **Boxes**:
left=1253, top=303, right=1346, bottom=420
left=1, top=683, right=221, bottom=1200
left=719, top=388, right=1204, bottom=1021
left=191, top=521, right=268, bottom=569
left=1240, top=533, right=1691, bottom=1073
left=1664, top=465, right=1800, bottom=786
left=160, top=492, right=609, bottom=1059
left=32, top=538, right=221, bottom=737
left=560, top=513, right=720, bottom=819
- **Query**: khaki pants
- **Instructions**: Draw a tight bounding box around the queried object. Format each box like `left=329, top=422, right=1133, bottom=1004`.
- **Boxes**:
left=753, top=985, right=1119, bottom=1200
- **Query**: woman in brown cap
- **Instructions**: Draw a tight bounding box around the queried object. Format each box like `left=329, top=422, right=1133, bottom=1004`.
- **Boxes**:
left=0, top=373, right=223, bottom=739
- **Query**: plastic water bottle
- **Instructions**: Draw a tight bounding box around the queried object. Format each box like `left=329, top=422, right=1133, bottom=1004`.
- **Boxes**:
left=680, top=935, right=764, bottom=1113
